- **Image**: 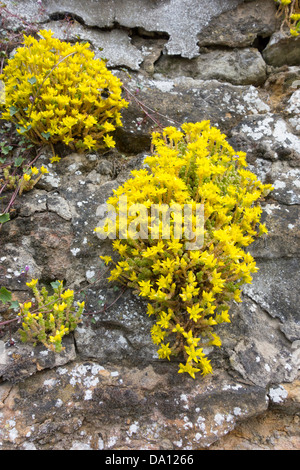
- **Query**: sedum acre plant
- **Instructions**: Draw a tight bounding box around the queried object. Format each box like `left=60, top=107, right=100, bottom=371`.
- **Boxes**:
left=0, top=29, right=128, bottom=153
left=18, top=279, right=84, bottom=352
left=95, top=121, right=273, bottom=378
left=275, top=0, right=300, bottom=36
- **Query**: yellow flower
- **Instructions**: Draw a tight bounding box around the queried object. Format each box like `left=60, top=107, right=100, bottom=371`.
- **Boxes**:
left=60, top=289, right=74, bottom=300
left=216, top=309, right=231, bottom=324
left=40, top=166, right=49, bottom=174
left=103, top=134, right=115, bottom=148
left=102, top=122, right=116, bottom=133
left=199, top=357, right=213, bottom=376
left=99, top=120, right=272, bottom=378
left=185, top=345, right=204, bottom=363
left=146, top=304, right=155, bottom=316
left=187, top=304, right=204, bottom=322
left=83, top=135, right=97, bottom=149
left=23, top=302, right=32, bottom=310
left=23, top=173, right=31, bottom=181
left=183, top=330, right=200, bottom=348
left=167, top=239, right=183, bottom=253
left=99, top=255, right=113, bottom=265
left=178, top=362, right=200, bottom=379
left=30, top=166, right=39, bottom=175
left=157, top=310, right=172, bottom=329
left=1, top=29, right=127, bottom=152
left=108, top=266, right=123, bottom=282
left=26, top=279, right=38, bottom=288
left=290, top=14, right=300, bottom=21
left=151, top=324, right=166, bottom=345
left=50, top=155, right=61, bottom=163
left=49, top=331, right=63, bottom=343
left=172, top=323, right=185, bottom=335
left=55, top=302, right=67, bottom=312
left=138, top=280, right=152, bottom=297
left=209, top=333, right=222, bottom=347
left=63, top=135, right=74, bottom=146
left=84, top=115, right=97, bottom=128
left=157, top=343, right=172, bottom=360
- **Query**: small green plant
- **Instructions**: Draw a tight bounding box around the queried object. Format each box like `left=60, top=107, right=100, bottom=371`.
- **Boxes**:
left=275, top=0, right=300, bottom=36
left=95, top=122, right=273, bottom=378
left=0, top=29, right=128, bottom=153
left=0, top=139, right=50, bottom=228
left=17, top=279, right=84, bottom=352
left=0, top=286, right=20, bottom=311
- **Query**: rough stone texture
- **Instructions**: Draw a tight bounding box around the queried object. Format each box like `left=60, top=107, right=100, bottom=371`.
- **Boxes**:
left=263, top=33, right=300, bottom=67
left=0, top=0, right=299, bottom=451
left=155, top=48, right=267, bottom=86
left=44, top=0, right=244, bottom=58
left=43, top=21, right=144, bottom=71
left=0, top=362, right=270, bottom=450
left=0, top=336, right=76, bottom=384
left=197, top=0, right=279, bottom=48
left=116, top=73, right=272, bottom=153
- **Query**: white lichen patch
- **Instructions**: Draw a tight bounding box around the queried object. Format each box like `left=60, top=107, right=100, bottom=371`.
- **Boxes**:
left=239, top=115, right=300, bottom=155
left=286, top=89, right=300, bottom=115
left=5, top=419, right=19, bottom=443
left=84, top=390, right=93, bottom=401
left=214, top=413, right=225, bottom=426
left=240, top=115, right=274, bottom=141
left=86, top=270, right=95, bottom=280
left=43, top=378, right=58, bottom=389
left=273, top=180, right=286, bottom=190
left=273, top=119, right=300, bottom=154
left=42, top=172, right=60, bottom=189
left=70, top=248, right=81, bottom=256
left=70, top=441, right=92, bottom=450
left=127, top=422, right=139, bottom=436
left=263, top=204, right=281, bottom=215
left=233, top=407, right=242, bottom=416
left=268, top=385, right=288, bottom=404
left=222, top=383, right=243, bottom=391
left=243, top=87, right=270, bottom=114
left=153, top=79, right=175, bottom=93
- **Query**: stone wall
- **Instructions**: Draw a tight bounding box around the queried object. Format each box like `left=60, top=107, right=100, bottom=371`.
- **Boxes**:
left=0, top=0, right=299, bottom=450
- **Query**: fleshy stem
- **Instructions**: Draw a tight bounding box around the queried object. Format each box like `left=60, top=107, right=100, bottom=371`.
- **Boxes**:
left=122, top=83, right=181, bottom=131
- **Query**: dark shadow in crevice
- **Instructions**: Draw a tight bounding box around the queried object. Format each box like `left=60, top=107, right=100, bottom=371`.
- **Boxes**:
left=48, top=12, right=170, bottom=42
left=252, top=35, right=271, bottom=53
left=48, top=11, right=86, bottom=25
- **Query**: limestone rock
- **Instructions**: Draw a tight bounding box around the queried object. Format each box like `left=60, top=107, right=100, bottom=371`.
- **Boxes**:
left=249, top=203, right=300, bottom=259
left=0, top=361, right=269, bottom=449
left=0, top=335, right=76, bottom=384
left=116, top=73, right=271, bottom=153
left=197, top=0, right=278, bottom=48
left=263, top=33, right=300, bottom=67
left=155, top=48, right=267, bottom=86
left=43, top=21, right=144, bottom=71
left=44, top=0, right=244, bottom=59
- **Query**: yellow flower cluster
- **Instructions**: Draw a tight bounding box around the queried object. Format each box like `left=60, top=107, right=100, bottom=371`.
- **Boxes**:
left=96, top=121, right=273, bottom=378
left=19, top=165, right=49, bottom=195
left=0, top=29, right=128, bottom=152
left=275, top=0, right=300, bottom=36
left=18, top=279, right=84, bottom=352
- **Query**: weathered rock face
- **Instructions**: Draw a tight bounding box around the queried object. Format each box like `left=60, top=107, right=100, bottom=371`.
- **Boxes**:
left=263, top=33, right=300, bottom=67
left=0, top=0, right=299, bottom=451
